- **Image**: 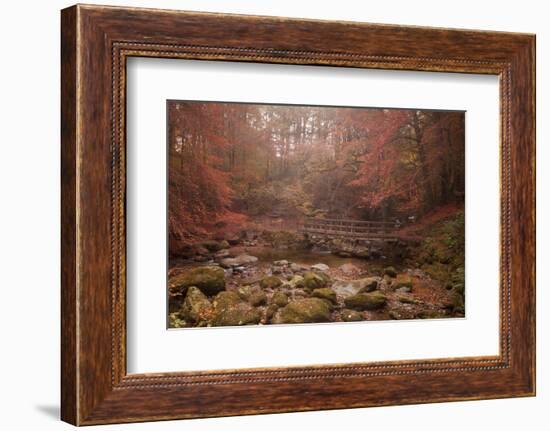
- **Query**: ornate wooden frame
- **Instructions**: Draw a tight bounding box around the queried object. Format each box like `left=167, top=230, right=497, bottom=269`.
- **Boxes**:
left=61, top=4, right=536, bottom=425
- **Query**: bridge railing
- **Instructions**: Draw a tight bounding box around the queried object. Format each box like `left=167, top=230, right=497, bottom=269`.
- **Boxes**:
left=300, top=218, right=399, bottom=239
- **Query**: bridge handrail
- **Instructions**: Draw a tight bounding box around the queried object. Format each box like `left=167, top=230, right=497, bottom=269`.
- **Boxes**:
left=303, top=218, right=398, bottom=227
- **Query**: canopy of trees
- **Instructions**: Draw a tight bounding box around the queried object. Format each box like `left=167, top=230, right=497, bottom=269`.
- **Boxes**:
left=168, top=101, right=464, bottom=253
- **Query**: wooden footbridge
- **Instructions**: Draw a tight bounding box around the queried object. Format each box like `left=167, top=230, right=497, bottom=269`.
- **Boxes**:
left=300, top=218, right=400, bottom=242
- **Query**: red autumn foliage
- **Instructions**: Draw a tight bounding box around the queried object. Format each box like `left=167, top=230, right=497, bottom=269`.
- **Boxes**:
left=167, top=102, right=464, bottom=254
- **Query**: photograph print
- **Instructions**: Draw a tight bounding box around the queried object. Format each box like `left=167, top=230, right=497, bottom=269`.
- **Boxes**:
left=167, top=100, right=465, bottom=329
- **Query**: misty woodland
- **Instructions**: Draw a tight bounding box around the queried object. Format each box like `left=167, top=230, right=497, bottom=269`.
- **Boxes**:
left=167, top=101, right=465, bottom=328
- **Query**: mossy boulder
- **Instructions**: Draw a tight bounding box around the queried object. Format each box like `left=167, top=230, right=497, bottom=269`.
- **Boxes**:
left=248, top=290, right=268, bottom=306
left=236, top=285, right=254, bottom=301
left=211, top=303, right=262, bottom=327
left=168, top=312, right=186, bottom=328
left=180, top=286, right=213, bottom=325
left=289, top=275, right=306, bottom=289
left=344, top=291, right=387, bottom=311
left=213, top=291, right=241, bottom=308
left=357, top=277, right=380, bottom=293
left=302, top=271, right=330, bottom=291
left=237, top=285, right=268, bottom=306
left=274, top=298, right=332, bottom=324
left=210, top=291, right=261, bottom=326
left=169, top=266, right=225, bottom=297
left=271, top=291, right=289, bottom=307
left=340, top=309, right=363, bottom=322
left=312, top=287, right=337, bottom=305
left=260, top=275, right=283, bottom=289
left=311, top=263, right=330, bottom=272
left=265, top=304, right=279, bottom=322
left=384, top=266, right=397, bottom=277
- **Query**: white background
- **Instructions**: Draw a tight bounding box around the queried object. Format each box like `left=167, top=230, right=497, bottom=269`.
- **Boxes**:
left=0, top=0, right=547, bottom=430
left=127, top=59, right=499, bottom=373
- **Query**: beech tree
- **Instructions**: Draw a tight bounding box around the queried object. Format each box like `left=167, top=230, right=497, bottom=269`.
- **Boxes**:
left=167, top=101, right=464, bottom=252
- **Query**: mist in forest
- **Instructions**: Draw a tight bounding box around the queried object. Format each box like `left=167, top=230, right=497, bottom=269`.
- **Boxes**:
left=167, top=101, right=465, bottom=329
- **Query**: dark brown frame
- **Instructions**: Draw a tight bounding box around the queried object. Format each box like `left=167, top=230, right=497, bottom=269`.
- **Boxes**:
left=61, top=4, right=536, bottom=426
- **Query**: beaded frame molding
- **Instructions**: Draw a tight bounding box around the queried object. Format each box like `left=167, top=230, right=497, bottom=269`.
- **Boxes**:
left=61, top=4, right=535, bottom=425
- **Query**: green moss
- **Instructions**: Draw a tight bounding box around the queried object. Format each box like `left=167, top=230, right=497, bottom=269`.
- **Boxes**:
left=211, top=303, right=261, bottom=327
left=168, top=312, right=186, bottom=328
left=271, top=291, right=289, bottom=307
left=210, top=291, right=261, bottom=327
left=340, top=309, right=363, bottom=322
left=312, top=287, right=337, bottom=304
left=302, top=271, right=330, bottom=291
left=213, top=291, right=241, bottom=309
left=180, top=286, right=212, bottom=325
left=274, top=298, right=332, bottom=324
left=248, top=290, right=268, bottom=306
left=415, top=210, right=465, bottom=284
left=260, top=275, right=283, bottom=289
left=357, top=277, right=380, bottom=293
left=169, top=266, right=225, bottom=297
left=265, top=304, right=279, bottom=322
left=344, top=292, right=387, bottom=311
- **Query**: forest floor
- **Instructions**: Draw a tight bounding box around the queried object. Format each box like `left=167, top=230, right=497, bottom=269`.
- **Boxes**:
left=168, top=207, right=465, bottom=328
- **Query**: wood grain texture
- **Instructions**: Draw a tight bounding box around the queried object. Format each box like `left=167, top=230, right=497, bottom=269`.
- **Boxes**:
left=60, top=5, right=78, bottom=425
left=60, top=4, right=535, bottom=425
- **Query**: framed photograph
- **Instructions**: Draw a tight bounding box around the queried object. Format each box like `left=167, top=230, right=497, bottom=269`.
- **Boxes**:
left=61, top=4, right=535, bottom=425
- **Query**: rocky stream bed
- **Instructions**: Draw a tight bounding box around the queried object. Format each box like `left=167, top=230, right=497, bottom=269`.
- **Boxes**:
left=168, top=234, right=465, bottom=328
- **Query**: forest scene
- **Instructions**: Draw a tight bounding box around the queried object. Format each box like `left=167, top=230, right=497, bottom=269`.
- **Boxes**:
left=167, top=100, right=465, bottom=329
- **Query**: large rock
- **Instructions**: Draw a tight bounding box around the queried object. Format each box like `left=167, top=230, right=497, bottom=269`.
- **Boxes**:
left=357, top=277, right=380, bottom=293
left=289, top=275, right=306, bottom=289
left=312, top=287, right=337, bottom=305
left=274, top=298, right=332, bottom=324
left=260, top=275, right=283, bottom=289
left=169, top=266, right=225, bottom=297
left=180, top=286, right=212, bottom=325
left=344, top=292, right=387, bottom=311
left=248, top=290, right=268, bottom=306
left=271, top=291, right=289, bottom=307
left=340, top=309, right=363, bottom=322
left=265, top=304, right=279, bottom=322
left=213, top=290, right=241, bottom=306
left=210, top=291, right=261, bottom=326
left=311, top=263, right=330, bottom=272
left=290, top=263, right=309, bottom=273
left=303, top=271, right=330, bottom=291
left=211, top=302, right=262, bottom=327
left=219, top=254, right=258, bottom=268
left=237, top=286, right=267, bottom=306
